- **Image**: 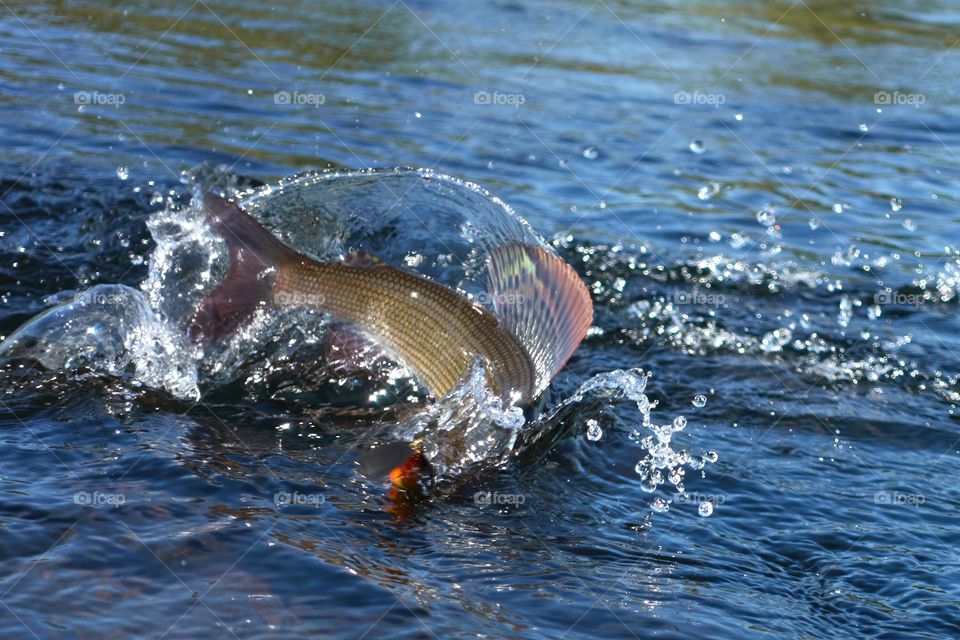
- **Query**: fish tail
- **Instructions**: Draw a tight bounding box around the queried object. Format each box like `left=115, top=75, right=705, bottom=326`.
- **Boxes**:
left=486, top=243, right=593, bottom=398
left=188, top=193, right=301, bottom=342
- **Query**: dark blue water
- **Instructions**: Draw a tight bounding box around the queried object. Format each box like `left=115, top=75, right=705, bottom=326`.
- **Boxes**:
left=2, top=1, right=960, bottom=638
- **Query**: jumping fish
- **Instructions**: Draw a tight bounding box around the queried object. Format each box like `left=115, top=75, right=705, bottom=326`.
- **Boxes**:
left=190, top=193, right=593, bottom=491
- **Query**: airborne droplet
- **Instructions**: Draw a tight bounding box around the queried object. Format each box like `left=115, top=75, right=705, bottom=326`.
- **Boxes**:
left=586, top=419, right=602, bottom=441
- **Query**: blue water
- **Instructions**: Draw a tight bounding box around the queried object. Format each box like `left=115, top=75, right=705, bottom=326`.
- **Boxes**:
left=2, top=1, right=960, bottom=638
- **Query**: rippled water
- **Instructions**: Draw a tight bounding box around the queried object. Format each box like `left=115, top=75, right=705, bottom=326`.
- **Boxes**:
left=3, top=1, right=960, bottom=638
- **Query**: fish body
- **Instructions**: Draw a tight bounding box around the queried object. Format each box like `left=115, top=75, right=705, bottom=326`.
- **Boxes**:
left=190, top=193, right=593, bottom=492
left=275, top=258, right=536, bottom=404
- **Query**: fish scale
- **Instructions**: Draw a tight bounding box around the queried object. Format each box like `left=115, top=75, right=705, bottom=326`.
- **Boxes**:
left=190, top=193, right=592, bottom=411
left=276, top=260, right=537, bottom=404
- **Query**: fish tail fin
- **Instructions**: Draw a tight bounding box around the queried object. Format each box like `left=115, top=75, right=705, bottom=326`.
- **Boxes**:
left=487, top=243, right=593, bottom=398
left=188, top=193, right=300, bottom=342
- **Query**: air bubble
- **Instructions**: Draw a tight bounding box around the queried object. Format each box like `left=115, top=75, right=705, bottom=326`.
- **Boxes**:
left=699, top=502, right=714, bottom=517
left=116, top=166, right=129, bottom=180
left=692, top=395, right=707, bottom=408
left=689, top=140, right=705, bottom=154
left=582, top=146, right=599, bottom=160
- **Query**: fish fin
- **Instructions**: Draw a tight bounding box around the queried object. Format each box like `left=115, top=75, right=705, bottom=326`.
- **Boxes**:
left=357, top=441, right=416, bottom=480
left=356, top=441, right=430, bottom=494
left=486, top=243, right=593, bottom=398
left=325, top=324, right=396, bottom=374
left=188, top=193, right=300, bottom=342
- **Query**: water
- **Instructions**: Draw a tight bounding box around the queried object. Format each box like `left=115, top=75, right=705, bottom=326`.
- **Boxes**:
left=2, top=1, right=960, bottom=637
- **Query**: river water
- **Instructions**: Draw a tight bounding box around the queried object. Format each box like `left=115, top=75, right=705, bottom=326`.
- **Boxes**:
left=1, top=1, right=959, bottom=638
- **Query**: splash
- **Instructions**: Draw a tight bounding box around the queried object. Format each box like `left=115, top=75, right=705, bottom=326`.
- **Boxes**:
left=535, top=369, right=717, bottom=511
left=0, top=165, right=717, bottom=498
left=0, top=284, right=198, bottom=398
left=395, top=359, right=526, bottom=479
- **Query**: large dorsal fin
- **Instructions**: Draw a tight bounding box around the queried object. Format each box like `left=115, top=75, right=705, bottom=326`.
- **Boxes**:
left=486, top=243, right=593, bottom=397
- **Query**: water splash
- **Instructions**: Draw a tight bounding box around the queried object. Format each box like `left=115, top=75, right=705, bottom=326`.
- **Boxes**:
left=539, top=369, right=716, bottom=511
left=0, top=284, right=198, bottom=398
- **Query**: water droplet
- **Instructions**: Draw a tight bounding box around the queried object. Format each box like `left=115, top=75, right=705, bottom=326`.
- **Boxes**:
left=809, top=217, right=820, bottom=230
left=708, top=231, right=721, bottom=242
left=598, top=200, right=606, bottom=209
left=756, top=205, right=776, bottom=225
left=586, top=419, right=602, bottom=441
left=582, top=146, right=599, bottom=160
left=832, top=203, right=843, bottom=214
left=697, top=181, right=720, bottom=201
left=116, top=166, right=129, bottom=181
left=673, top=416, right=687, bottom=430
left=692, top=394, right=707, bottom=408
left=903, top=218, right=917, bottom=232
left=858, top=123, right=869, bottom=133
left=651, top=497, right=670, bottom=513
left=704, top=451, right=719, bottom=463
left=415, top=111, right=422, bottom=119
left=734, top=113, right=743, bottom=121
left=688, top=140, right=705, bottom=154
left=889, top=197, right=902, bottom=212
left=730, top=233, right=750, bottom=249
left=699, top=501, right=714, bottom=517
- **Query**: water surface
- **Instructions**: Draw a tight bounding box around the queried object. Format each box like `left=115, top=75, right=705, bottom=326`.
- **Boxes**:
left=2, top=1, right=960, bottom=638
